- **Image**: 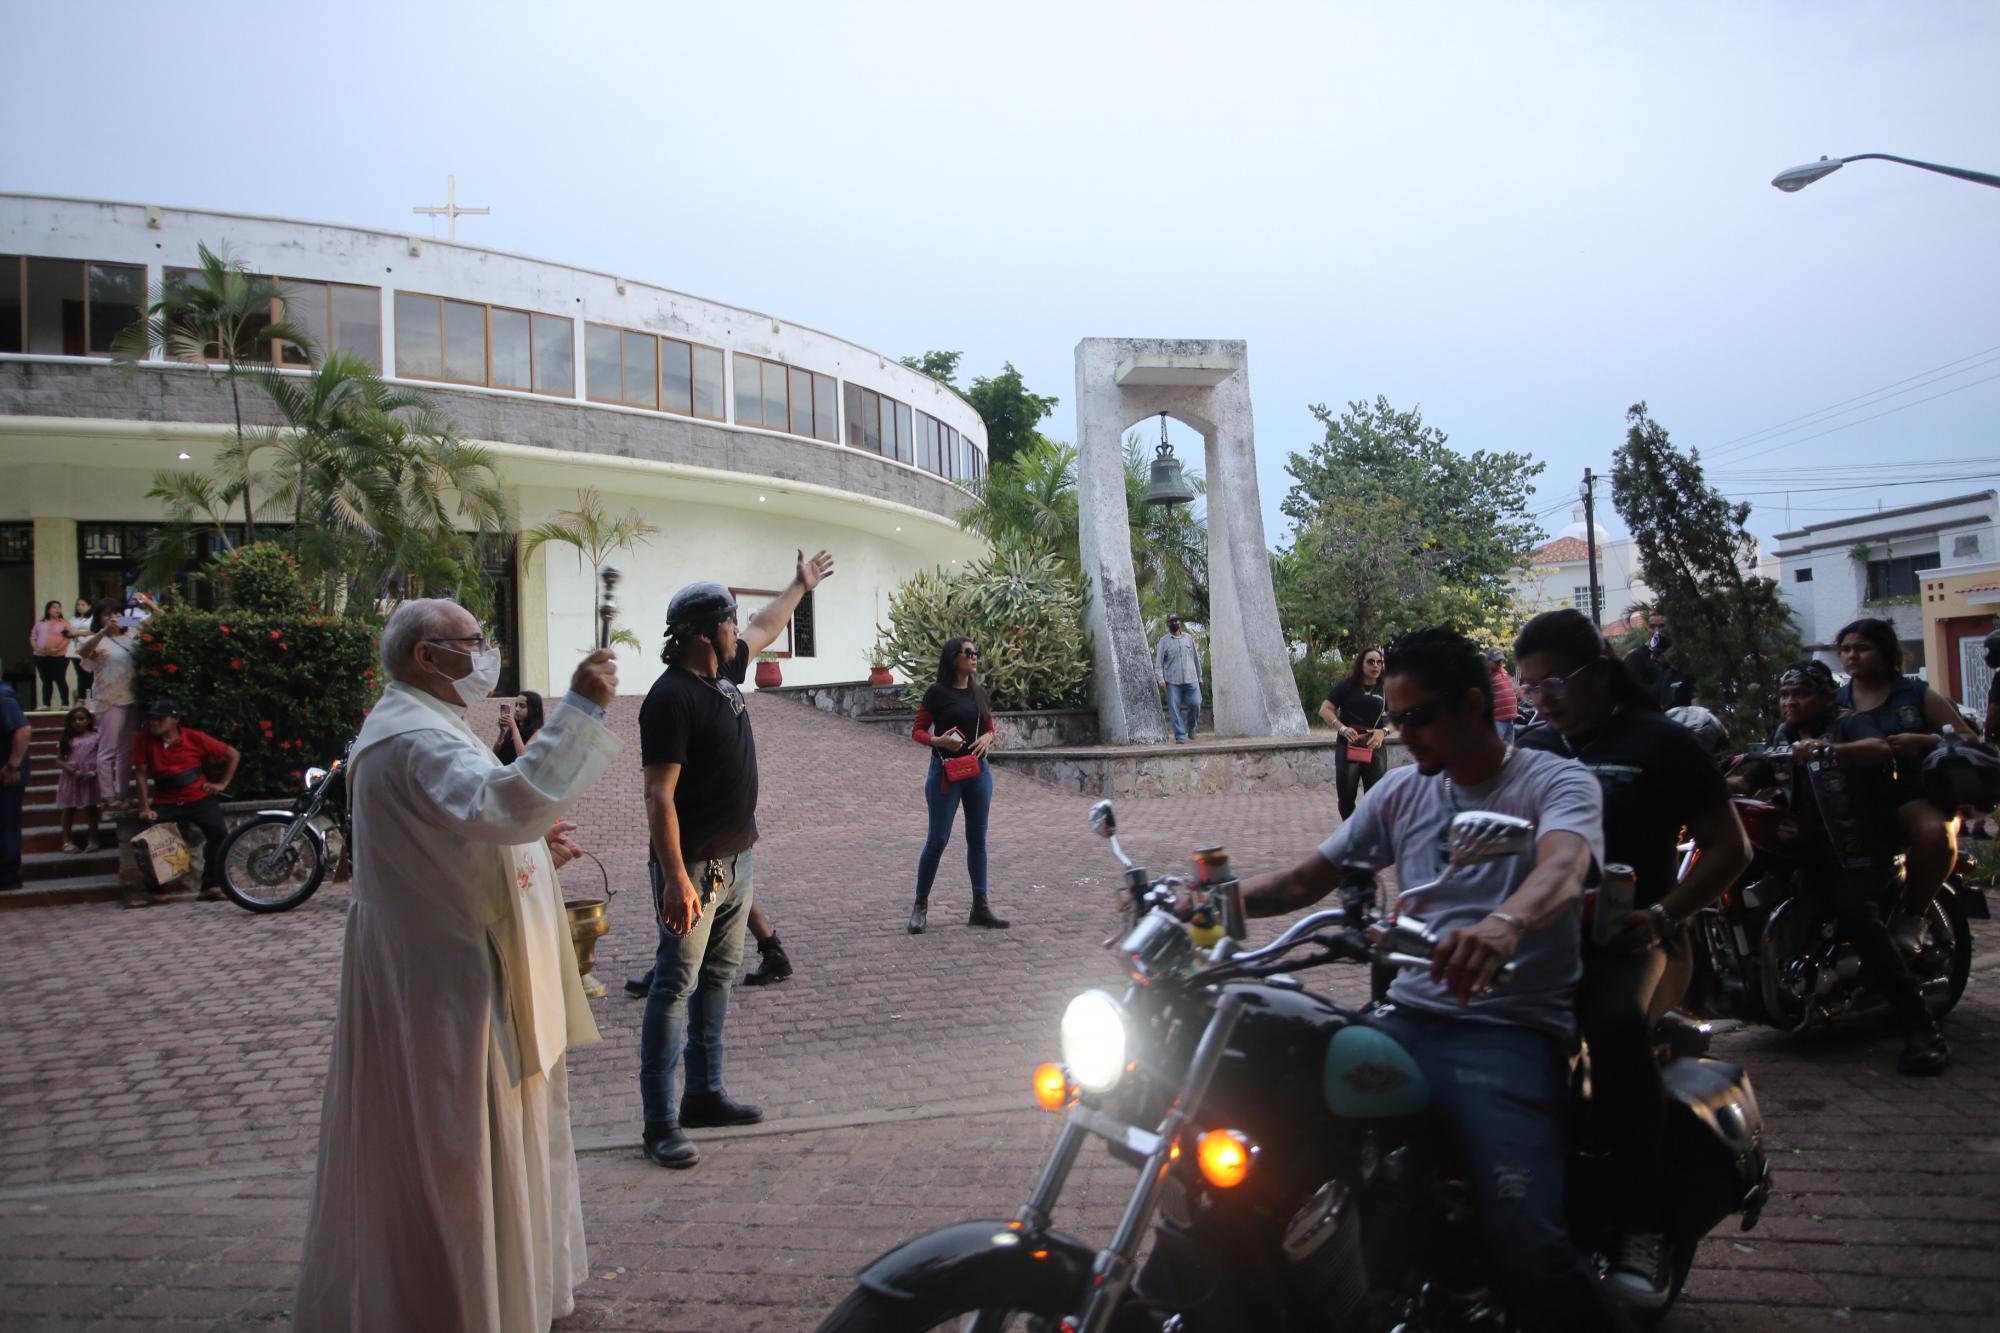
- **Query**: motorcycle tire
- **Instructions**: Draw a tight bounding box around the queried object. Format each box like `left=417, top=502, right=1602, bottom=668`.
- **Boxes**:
left=816, top=1284, right=1081, bottom=1333
left=1926, top=892, right=1974, bottom=1016
left=217, top=813, right=328, bottom=914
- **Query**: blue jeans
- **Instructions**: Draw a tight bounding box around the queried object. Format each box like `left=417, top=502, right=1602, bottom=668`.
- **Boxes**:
left=639, top=849, right=754, bottom=1125
left=915, top=753, right=991, bottom=903
left=1369, top=1008, right=1634, bottom=1332
left=1166, top=682, right=1202, bottom=740
left=1495, top=719, right=1516, bottom=744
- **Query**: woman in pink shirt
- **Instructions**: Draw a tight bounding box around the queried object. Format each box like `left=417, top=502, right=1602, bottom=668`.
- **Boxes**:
left=30, top=601, right=74, bottom=708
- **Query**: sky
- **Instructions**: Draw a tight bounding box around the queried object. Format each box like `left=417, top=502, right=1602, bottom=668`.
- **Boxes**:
left=5, top=0, right=1996, bottom=553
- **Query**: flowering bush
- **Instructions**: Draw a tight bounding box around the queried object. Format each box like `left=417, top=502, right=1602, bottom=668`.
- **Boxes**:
left=133, top=608, right=380, bottom=796
left=203, top=541, right=311, bottom=615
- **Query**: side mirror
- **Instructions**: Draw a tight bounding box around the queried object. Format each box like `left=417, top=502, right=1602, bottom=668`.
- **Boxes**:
left=1090, top=800, right=1117, bottom=838
left=1445, top=812, right=1536, bottom=866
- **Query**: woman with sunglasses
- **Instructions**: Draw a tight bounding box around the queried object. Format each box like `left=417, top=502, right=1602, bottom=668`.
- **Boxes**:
left=1513, top=608, right=1750, bottom=1309
left=1319, top=648, right=1388, bottom=820
left=906, top=636, right=1007, bottom=934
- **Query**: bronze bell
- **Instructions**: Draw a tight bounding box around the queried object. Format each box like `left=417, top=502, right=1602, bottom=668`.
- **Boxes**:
left=1142, top=413, right=1196, bottom=507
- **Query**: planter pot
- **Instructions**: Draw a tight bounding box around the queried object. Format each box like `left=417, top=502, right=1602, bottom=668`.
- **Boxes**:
left=755, top=658, right=783, bottom=689
left=867, top=665, right=894, bottom=686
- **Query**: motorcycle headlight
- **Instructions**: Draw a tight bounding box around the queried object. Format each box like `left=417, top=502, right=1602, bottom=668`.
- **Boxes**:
left=1060, top=990, right=1129, bottom=1093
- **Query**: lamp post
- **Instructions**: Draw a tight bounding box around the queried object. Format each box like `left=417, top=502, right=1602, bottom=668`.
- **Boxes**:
left=1772, top=153, right=2000, bottom=193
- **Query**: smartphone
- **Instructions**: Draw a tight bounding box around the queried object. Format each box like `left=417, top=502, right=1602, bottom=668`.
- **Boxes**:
left=498, top=701, right=513, bottom=719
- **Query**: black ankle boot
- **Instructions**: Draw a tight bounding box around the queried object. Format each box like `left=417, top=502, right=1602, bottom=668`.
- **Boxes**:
left=908, top=902, right=928, bottom=934
left=968, top=898, right=1010, bottom=929
left=743, top=934, right=793, bottom=986
left=642, top=1121, right=699, bottom=1169
left=1899, top=1021, right=1950, bottom=1076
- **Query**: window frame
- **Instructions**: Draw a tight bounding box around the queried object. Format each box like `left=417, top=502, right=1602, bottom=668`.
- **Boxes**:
left=274, top=276, right=384, bottom=370
left=733, top=351, right=838, bottom=440
left=727, top=585, right=794, bottom=658
left=394, top=289, right=572, bottom=396
left=2, top=255, right=147, bottom=358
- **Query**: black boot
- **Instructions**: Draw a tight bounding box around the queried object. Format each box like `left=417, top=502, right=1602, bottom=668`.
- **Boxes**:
left=968, top=897, right=1010, bottom=929
left=642, top=1121, right=699, bottom=1169
left=1899, top=1020, right=1950, bottom=1076
left=743, top=933, right=793, bottom=986
left=908, top=902, right=928, bottom=934
left=624, top=969, right=654, bottom=999
left=680, top=1091, right=763, bottom=1127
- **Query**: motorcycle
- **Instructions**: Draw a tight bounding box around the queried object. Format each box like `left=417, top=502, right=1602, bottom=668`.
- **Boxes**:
left=1678, top=744, right=1986, bottom=1034
left=817, top=802, right=1770, bottom=1332
left=215, top=749, right=351, bottom=913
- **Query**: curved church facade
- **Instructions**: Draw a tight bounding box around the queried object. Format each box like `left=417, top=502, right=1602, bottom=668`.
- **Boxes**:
left=0, top=194, right=988, bottom=695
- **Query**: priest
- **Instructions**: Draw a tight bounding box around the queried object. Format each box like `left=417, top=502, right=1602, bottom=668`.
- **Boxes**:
left=295, top=599, right=621, bottom=1333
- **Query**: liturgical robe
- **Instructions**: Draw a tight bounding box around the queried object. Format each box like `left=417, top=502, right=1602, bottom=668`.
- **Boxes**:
left=294, top=681, right=620, bottom=1333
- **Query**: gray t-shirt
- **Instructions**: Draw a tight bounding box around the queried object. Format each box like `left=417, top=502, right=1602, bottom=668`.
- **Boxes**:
left=1316, top=747, right=1603, bottom=1039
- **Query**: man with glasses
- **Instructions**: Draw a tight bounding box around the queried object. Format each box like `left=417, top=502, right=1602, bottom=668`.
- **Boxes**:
left=297, top=599, right=620, bottom=1332
left=635, top=550, right=834, bottom=1171
left=1239, top=629, right=1632, bottom=1331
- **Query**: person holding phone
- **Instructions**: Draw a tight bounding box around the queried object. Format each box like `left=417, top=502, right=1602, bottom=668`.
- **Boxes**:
left=493, top=690, right=545, bottom=765
left=906, top=635, right=1007, bottom=934
left=1319, top=647, right=1388, bottom=820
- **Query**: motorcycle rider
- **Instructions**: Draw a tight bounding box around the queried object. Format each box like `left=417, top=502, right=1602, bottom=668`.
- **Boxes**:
left=1240, top=628, right=1635, bottom=1332
left=1512, top=610, right=1750, bottom=1306
left=1737, top=660, right=1949, bottom=1075
left=1834, top=618, right=1963, bottom=946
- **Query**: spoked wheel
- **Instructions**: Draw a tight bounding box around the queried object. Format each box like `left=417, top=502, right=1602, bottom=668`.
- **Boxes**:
left=1910, top=895, right=1973, bottom=1017
left=817, top=1289, right=1074, bottom=1333
left=218, top=814, right=328, bottom=914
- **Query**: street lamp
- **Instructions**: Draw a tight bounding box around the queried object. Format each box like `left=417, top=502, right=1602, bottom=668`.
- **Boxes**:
left=1772, top=153, right=2000, bottom=193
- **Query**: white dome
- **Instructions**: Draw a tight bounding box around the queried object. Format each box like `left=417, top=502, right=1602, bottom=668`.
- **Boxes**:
left=1557, top=504, right=1612, bottom=547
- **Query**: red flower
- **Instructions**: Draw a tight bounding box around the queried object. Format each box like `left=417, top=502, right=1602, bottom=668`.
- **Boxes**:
left=270, top=630, right=282, bottom=640
left=218, top=626, right=231, bottom=635
left=141, top=633, right=155, bottom=644
left=230, top=659, right=244, bottom=671
left=164, top=663, right=178, bottom=673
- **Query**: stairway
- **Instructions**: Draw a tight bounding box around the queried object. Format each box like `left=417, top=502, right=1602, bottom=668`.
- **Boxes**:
left=3, top=711, right=125, bottom=909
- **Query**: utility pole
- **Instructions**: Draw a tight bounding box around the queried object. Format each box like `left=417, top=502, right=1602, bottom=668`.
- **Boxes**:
left=1581, top=468, right=1602, bottom=629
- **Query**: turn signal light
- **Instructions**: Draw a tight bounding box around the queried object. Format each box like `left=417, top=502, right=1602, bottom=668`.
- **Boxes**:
left=1032, top=1062, right=1071, bottom=1111
left=1196, top=1129, right=1256, bottom=1188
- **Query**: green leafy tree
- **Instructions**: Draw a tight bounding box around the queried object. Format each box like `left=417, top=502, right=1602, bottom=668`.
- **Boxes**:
left=110, top=242, right=309, bottom=542
left=1277, top=396, right=1542, bottom=659
left=965, top=362, right=1059, bottom=468
left=520, top=488, right=661, bottom=651
left=1612, top=403, right=1801, bottom=740
left=874, top=549, right=1092, bottom=712
left=898, top=350, right=964, bottom=387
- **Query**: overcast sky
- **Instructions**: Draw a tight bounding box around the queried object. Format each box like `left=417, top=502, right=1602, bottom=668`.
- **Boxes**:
left=6, top=1, right=1995, bottom=552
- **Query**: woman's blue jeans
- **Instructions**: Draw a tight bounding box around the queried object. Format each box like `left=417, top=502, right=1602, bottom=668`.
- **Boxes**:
left=914, top=754, right=991, bottom=903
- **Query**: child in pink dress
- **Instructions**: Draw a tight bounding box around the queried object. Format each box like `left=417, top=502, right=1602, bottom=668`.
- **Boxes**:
left=56, top=706, right=101, bottom=853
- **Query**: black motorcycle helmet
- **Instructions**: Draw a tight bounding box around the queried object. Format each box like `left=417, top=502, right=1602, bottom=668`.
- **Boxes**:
left=662, top=581, right=737, bottom=663
left=1921, top=735, right=2000, bottom=812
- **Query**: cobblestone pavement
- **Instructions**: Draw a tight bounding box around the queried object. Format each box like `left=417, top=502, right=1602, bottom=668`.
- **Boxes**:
left=1, top=692, right=1996, bottom=1330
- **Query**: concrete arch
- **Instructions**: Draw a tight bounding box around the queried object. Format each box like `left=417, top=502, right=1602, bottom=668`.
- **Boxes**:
left=1074, top=338, right=1307, bottom=743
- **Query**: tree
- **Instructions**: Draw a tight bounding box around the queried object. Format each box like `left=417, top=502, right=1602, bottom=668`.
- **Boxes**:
left=897, top=350, right=963, bottom=388
left=1277, top=396, right=1542, bottom=658
left=965, top=362, right=1059, bottom=468
left=520, top=489, right=660, bottom=650
left=1612, top=403, right=1801, bottom=740
left=110, top=243, right=308, bottom=543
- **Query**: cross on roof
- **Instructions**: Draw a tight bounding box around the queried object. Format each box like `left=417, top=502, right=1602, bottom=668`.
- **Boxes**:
left=412, top=174, right=489, bottom=241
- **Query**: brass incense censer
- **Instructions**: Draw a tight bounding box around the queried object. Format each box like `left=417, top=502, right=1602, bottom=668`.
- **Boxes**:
left=565, top=896, right=611, bottom=999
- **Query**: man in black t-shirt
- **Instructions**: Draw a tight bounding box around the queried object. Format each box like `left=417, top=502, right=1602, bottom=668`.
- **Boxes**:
left=635, top=550, right=834, bottom=1170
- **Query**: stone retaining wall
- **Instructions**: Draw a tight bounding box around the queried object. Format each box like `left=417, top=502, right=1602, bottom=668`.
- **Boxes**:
left=765, top=680, right=1098, bottom=750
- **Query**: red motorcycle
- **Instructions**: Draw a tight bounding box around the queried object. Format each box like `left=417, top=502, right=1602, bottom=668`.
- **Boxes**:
left=1675, top=745, right=1985, bottom=1034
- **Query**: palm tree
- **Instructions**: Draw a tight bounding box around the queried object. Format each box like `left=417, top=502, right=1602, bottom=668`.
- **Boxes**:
left=521, top=489, right=660, bottom=649
left=110, top=242, right=309, bottom=542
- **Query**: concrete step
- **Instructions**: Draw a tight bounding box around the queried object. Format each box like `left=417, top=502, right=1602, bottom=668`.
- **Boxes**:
left=19, top=846, right=122, bottom=882
left=0, top=871, right=126, bottom=910
left=21, top=823, right=116, bottom=855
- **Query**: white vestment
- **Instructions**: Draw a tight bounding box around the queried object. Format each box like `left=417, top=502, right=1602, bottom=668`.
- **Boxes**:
left=295, top=682, right=620, bottom=1333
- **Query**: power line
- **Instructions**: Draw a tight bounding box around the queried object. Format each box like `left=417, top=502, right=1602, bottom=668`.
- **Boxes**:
left=1699, top=343, right=2000, bottom=462
left=1716, top=370, right=2000, bottom=468
left=1718, top=472, right=1999, bottom=498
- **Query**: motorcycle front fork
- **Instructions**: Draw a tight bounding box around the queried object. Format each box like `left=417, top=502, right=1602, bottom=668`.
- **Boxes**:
left=1012, top=993, right=1249, bottom=1333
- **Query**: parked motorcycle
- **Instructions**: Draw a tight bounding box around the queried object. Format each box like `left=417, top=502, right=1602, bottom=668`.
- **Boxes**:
left=1678, top=744, right=1986, bottom=1033
left=817, top=802, right=1770, bottom=1332
left=215, top=750, right=351, bottom=913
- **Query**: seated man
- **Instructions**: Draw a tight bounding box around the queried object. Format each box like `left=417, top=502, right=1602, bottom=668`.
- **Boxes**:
left=1240, top=629, right=1633, bottom=1331
left=1740, top=660, right=1947, bottom=1075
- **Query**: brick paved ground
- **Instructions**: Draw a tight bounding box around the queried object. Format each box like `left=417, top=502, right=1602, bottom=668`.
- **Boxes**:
left=1, top=691, right=1997, bottom=1330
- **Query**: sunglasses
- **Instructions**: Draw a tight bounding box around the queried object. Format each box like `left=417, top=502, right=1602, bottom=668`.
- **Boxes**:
left=1519, top=657, right=1602, bottom=704
left=960, top=648, right=980, bottom=659
left=1384, top=698, right=1449, bottom=730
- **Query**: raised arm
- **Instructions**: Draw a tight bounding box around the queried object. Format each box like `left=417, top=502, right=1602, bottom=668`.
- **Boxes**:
left=391, top=702, right=620, bottom=846
left=741, top=549, right=834, bottom=657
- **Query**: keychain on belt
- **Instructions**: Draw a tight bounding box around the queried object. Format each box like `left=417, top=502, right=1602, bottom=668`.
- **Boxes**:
left=700, top=858, right=724, bottom=907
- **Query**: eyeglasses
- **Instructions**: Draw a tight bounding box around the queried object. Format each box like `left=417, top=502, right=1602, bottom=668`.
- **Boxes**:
left=1385, top=699, right=1449, bottom=730
left=1519, top=657, right=1601, bottom=704
left=426, top=635, right=493, bottom=652
left=960, top=648, right=980, bottom=659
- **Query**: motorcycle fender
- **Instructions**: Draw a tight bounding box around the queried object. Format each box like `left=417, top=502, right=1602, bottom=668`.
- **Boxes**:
left=854, top=1220, right=1096, bottom=1306
left=1952, top=882, right=1990, bottom=920
left=255, top=808, right=298, bottom=820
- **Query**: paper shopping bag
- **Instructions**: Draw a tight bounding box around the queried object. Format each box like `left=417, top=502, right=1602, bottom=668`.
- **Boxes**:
left=131, top=824, right=193, bottom=890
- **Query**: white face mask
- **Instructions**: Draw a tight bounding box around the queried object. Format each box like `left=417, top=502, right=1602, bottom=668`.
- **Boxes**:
left=431, top=644, right=503, bottom=708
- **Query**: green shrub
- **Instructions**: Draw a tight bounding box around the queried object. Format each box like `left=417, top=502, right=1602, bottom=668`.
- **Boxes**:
left=134, top=609, right=380, bottom=796
left=876, top=549, right=1092, bottom=712
left=1292, top=651, right=1346, bottom=724
left=204, top=541, right=311, bottom=615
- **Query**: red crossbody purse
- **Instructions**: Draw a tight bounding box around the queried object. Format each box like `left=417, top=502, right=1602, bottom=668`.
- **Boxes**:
left=942, top=753, right=983, bottom=784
